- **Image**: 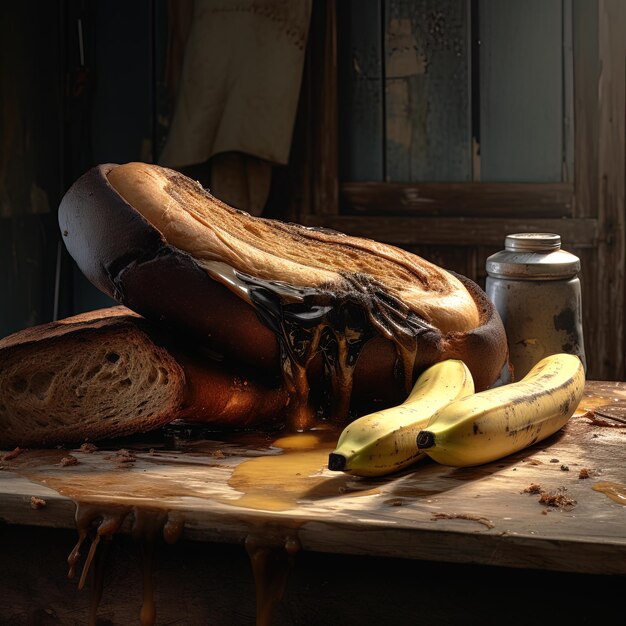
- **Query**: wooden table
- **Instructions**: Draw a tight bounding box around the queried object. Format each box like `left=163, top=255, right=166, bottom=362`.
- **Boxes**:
left=0, top=380, right=625, bottom=625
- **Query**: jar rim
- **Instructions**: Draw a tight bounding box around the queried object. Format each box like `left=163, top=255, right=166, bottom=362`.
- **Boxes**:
left=504, top=233, right=561, bottom=252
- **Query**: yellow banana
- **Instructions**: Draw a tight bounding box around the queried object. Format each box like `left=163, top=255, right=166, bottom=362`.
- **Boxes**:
left=416, top=353, right=585, bottom=467
left=327, top=359, right=475, bottom=477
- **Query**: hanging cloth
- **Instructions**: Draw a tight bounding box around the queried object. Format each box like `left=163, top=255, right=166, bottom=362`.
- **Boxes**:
left=159, top=0, right=312, bottom=215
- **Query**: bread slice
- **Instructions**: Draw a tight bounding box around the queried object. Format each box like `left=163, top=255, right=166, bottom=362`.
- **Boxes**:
left=0, top=307, right=185, bottom=448
left=0, top=306, right=290, bottom=448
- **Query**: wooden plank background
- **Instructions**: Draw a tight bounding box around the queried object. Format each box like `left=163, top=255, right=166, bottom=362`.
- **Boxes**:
left=305, top=0, right=626, bottom=382
left=0, top=2, right=64, bottom=336
left=337, top=0, right=384, bottom=181
left=478, top=0, right=564, bottom=182
left=384, top=0, right=472, bottom=182
left=338, top=0, right=567, bottom=184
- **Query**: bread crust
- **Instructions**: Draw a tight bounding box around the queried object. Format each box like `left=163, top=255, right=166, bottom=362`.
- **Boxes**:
left=0, top=307, right=290, bottom=448
left=59, top=165, right=279, bottom=371
left=58, top=164, right=510, bottom=428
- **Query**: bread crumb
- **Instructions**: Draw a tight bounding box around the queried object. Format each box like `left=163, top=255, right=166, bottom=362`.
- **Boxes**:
left=560, top=464, right=569, bottom=471
left=578, top=468, right=591, bottom=479
left=79, top=443, right=98, bottom=453
left=524, top=483, right=575, bottom=509
left=59, top=455, right=79, bottom=467
left=523, top=483, right=542, bottom=494
left=30, top=496, right=46, bottom=509
left=538, top=488, right=576, bottom=509
left=549, top=458, right=559, bottom=463
left=2, top=447, right=22, bottom=461
left=213, top=449, right=225, bottom=459
left=105, top=448, right=136, bottom=466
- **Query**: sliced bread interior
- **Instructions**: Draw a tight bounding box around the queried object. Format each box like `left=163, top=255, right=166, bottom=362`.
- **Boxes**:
left=0, top=307, right=185, bottom=448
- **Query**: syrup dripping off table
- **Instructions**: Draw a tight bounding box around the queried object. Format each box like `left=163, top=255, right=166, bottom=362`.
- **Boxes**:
left=0, top=381, right=625, bottom=625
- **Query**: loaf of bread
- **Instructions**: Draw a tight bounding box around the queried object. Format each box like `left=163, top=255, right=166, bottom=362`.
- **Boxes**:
left=0, top=306, right=289, bottom=448
left=58, top=163, right=510, bottom=431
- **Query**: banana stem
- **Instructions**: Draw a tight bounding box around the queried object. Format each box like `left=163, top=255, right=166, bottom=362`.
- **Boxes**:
left=327, top=453, right=347, bottom=471
left=416, top=431, right=435, bottom=449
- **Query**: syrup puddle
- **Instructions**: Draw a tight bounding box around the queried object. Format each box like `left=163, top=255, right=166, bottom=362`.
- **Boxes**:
left=3, top=430, right=383, bottom=625
left=226, top=432, right=379, bottom=510
left=592, top=482, right=626, bottom=505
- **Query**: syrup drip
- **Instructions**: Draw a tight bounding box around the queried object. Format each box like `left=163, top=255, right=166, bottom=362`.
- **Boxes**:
left=67, top=503, right=185, bottom=626
left=140, top=538, right=156, bottom=626
left=67, top=505, right=129, bottom=626
left=9, top=435, right=379, bottom=623
left=68, top=504, right=127, bottom=584
left=206, top=262, right=430, bottom=431
left=245, top=533, right=301, bottom=626
left=592, top=482, right=626, bottom=505
left=88, top=534, right=111, bottom=626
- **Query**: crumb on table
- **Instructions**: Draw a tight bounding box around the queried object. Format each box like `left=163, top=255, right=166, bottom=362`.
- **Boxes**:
left=538, top=488, right=576, bottom=509
left=2, top=447, right=22, bottom=461
left=523, top=482, right=576, bottom=509
left=523, top=483, right=542, bottom=494
left=104, top=449, right=137, bottom=466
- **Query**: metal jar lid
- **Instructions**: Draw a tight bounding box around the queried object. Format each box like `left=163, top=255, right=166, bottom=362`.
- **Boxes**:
left=485, top=233, right=581, bottom=280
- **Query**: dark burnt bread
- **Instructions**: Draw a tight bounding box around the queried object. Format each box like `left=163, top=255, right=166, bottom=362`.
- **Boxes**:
left=58, top=164, right=280, bottom=374
left=58, top=163, right=510, bottom=428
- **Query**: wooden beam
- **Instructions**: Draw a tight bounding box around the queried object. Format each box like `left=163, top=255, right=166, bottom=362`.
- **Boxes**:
left=573, top=0, right=600, bottom=218
left=311, top=0, right=339, bottom=216
left=301, top=215, right=598, bottom=247
left=572, top=0, right=601, bottom=380
left=337, top=0, right=383, bottom=181
left=342, top=181, right=574, bottom=217
left=596, top=0, right=626, bottom=379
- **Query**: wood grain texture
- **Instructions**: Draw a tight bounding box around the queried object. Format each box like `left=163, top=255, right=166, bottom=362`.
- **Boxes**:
left=337, top=0, right=384, bottom=181
left=563, top=0, right=575, bottom=182
left=0, top=1, right=62, bottom=218
left=572, top=0, right=599, bottom=218
left=311, top=0, right=340, bottom=216
left=342, top=181, right=574, bottom=217
left=384, top=0, right=471, bottom=182
left=302, top=214, right=598, bottom=247
left=595, top=0, right=626, bottom=380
